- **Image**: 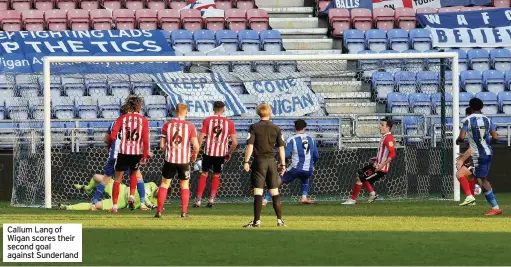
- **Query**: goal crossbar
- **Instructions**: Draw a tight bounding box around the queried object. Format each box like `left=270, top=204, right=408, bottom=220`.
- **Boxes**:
left=42, top=52, right=460, bottom=208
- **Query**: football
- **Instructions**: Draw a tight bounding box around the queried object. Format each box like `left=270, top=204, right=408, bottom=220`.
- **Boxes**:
left=193, top=160, right=202, bottom=172
left=474, top=184, right=482, bottom=195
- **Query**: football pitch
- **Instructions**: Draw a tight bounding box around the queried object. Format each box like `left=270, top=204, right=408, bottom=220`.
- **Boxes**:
left=1, top=195, right=511, bottom=266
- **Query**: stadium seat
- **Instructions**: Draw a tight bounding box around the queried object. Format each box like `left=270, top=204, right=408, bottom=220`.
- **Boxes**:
left=475, top=92, right=498, bottom=114
left=468, top=49, right=490, bottom=71
left=207, top=50, right=231, bottom=73
left=68, top=9, right=90, bottom=31
left=34, top=0, right=54, bottom=11
left=424, top=49, right=441, bottom=71
left=246, top=9, right=269, bottom=32
left=403, top=116, right=425, bottom=143
left=260, top=30, right=282, bottom=52
left=395, top=71, right=416, bottom=94
left=409, top=29, right=431, bottom=52
left=402, top=49, right=425, bottom=71
left=236, top=0, right=255, bottom=10
left=459, top=92, right=474, bottom=114
left=102, top=0, right=122, bottom=9
left=328, top=8, right=350, bottom=37
left=387, top=29, right=409, bottom=52
left=171, top=29, right=193, bottom=53
left=124, top=0, right=144, bottom=10
left=372, top=8, right=394, bottom=31
left=57, top=0, right=77, bottom=10
left=131, top=78, right=153, bottom=96
left=387, top=92, right=409, bottom=114
left=343, top=29, right=365, bottom=54
left=144, top=95, right=168, bottom=118
left=45, top=10, right=68, bottom=31
left=145, top=0, right=165, bottom=9
left=136, top=9, right=157, bottom=30
left=505, top=70, right=511, bottom=90
left=75, top=96, right=98, bottom=119
left=238, top=29, right=259, bottom=52
left=215, top=29, right=238, bottom=52
left=225, top=9, right=247, bottom=32
left=0, top=10, right=22, bottom=31
left=483, top=70, right=505, bottom=94
left=365, top=29, right=387, bottom=52
left=167, top=0, right=187, bottom=9
left=447, top=49, right=467, bottom=72
left=409, top=93, right=432, bottom=115
left=216, top=0, right=233, bottom=10
left=158, top=9, right=180, bottom=31
left=86, top=77, right=108, bottom=97
left=415, top=8, right=437, bottom=14
left=15, top=75, right=39, bottom=98
left=274, top=51, right=298, bottom=73
left=62, top=77, right=85, bottom=97
left=394, top=7, right=415, bottom=30
left=81, top=0, right=100, bottom=10
left=12, top=0, right=31, bottom=11
left=444, top=71, right=453, bottom=92
left=203, top=9, right=225, bottom=32
left=379, top=50, right=402, bottom=73
left=493, top=0, right=511, bottom=7
left=431, top=92, right=453, bottom=115
left=181, top=9, right=202, bottom=32
left=109, top=80, right=131, bottom=98
left=438, top=6, right=461, bottom=12
left=97, top=96, right=121, bottom=119
left=53, top=97, right=75, bottom=119
left=357, top=50, right=379, bottom=80
left=22, top=10, right=45, bottom=31
left=28, top=97, right=44, bottom=119
left=230, top=51, right=252, bottom=73
left=417, top=71, right=439, bottom=94
left=351, top=8, right=372, bottom=31
left=6, top=97, right=29, bottom=120
left=194, top=29, right=216, bottom=52
left=90, top=9, right=113, bottom=30
left=113, top=9, right=135, bottom=30
left=490, top=48, right=511, bottom=71
left=372, top=71, right=394, bottom=100
left=498, top=91, right=511, bottom=114
left=253, top=51, right=276, bottom=73
left=461, top=70, right=483, bottom=94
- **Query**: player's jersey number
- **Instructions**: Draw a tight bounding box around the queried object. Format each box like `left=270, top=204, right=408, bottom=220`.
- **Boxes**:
left=301, top=137, right=310, bottom=155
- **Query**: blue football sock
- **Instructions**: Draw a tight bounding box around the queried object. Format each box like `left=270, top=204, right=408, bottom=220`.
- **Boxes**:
left=264, top=190, right=271, bottom=201
left=301, top=179, right=310, bottom=198
left=137, top=180, right=145, bottom=204
left=92, top=183, right=106, bottom=205
left=484, top=189, right=499, bottom=208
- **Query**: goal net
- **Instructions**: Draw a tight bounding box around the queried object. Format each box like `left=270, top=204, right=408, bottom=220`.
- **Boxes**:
left=5, top=53, right=460, bottom=208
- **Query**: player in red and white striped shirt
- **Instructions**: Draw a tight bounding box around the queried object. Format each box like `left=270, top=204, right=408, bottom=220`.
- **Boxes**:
left=108, top=96, right=150, bottom=213
left=155, top=103, right=200, bottom=218
left=342, top=118, right=396, bottom=205
left=194, top=101, right=238, bottom=208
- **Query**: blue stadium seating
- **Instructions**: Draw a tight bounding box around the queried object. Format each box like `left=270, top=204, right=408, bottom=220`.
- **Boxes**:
left=395, top=71, right=416, bottom=94
left=424, top=50, right=441, bottom=71
left=386, top=29, right=409, bottom=52
left=417, top=71, right=439, bottom=94
left=483, top=70, right=505, bottom=94
left=144, top=95, right=168, bottom=118
left=357, top=50, right=379, bottom=79
left=403, top=116, right=425, bottom=143
left=15, top=75, right=39, bottom=98
left=490, top=48, right=511, bottom=71
left=460, top=70, right=483, bottom=94
left=215, top=30, right=238, bottom=52
left=86, top=78, right=108, bottom=97
left=29, top=97, right=44, bottom=120
left=409, top=93, right=432, bottom=115
left=459, top=92, right=474, bottom=114
left=76, top=97, right=98, bottom=119
left=372, top=71, right=394, bottom=100
left=431, top=92, right=453, bottom=115
left=238, top=30, right=259, bottom=52
left=409, top=29, right=431, bottom=51
left=6, top=97, right=29, bottom=120
left=194, top=29, right=216, bottom=52
left=387, top=92, right=409, bottom=114
left=498, top=91, right=511, bottom=114
left=468, top=49, right=490, bottom=71
left=379, top=50, right=401, bottom=73
left=98, top=97, right=121, bottom=119
left=365, top=29, right=387, bottom=52
left=343, top=29, right=365, bottom=54
left=62, top=77, right=85, bottom=97
left=53, top=97, right=75, bottom=119
left=476, top=92, right=498, bottom=114
left=402, top=49, right=424, bottom=71
left=171, top=29, right=194, bottom=53
left=447, top=49, right=468, bottom=72
left=260, top=30, right=282, bottom=52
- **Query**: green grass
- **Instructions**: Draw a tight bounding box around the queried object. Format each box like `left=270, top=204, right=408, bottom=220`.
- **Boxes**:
left=1, top=194, right=511, bottom=266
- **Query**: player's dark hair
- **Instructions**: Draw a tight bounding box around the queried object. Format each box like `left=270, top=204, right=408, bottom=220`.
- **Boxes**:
left=381, top=118, right=393, bottom=130
left=465, top=107, right=472, bottom=116
left=295, top=119, right=307, bottom=131
left=124, top=95, right=144, bottom=113
left=469, top=97, right=484, bottom=111
left=213, top=101, right=225, bottom=112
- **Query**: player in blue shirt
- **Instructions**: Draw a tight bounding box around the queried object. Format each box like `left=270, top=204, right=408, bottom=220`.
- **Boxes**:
left=456, top=98, right=501, bottom=216
left=263, top=119, right=319, bottom=205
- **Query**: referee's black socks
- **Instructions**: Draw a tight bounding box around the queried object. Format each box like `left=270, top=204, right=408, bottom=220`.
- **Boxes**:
left=272, top=195, right=282, bottom=220
left=254, top=195, right=263, bottom=222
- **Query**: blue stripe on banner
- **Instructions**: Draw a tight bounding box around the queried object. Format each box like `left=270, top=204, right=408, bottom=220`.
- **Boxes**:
left=216, top=73, right=246, bottom=113
left=209, top=72, right=240, bottom=116
left=154, top=73, right=179, bottom=107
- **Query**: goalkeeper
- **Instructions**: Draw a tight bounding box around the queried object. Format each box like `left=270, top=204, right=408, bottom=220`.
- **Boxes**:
left=59, top=175, right=158, bottom=211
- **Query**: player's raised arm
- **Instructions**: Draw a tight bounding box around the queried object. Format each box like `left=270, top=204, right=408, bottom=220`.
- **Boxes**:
left=456, top=119, right=469, bottom=145
left=284, top=138, right=293, bottom=159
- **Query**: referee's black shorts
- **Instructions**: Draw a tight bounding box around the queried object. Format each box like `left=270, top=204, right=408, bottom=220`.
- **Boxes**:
left=250, top=158, right=279, bottom=189
left=162, top=161, right=190, bottom=180
left=357, top=164, right=386, bottom=184
left=201, top=154, right=225, bottom=174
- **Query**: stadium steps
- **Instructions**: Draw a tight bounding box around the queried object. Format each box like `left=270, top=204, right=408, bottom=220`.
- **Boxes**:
left=260, top=7, right=314, bottom=18
left=286, top=49, right=343, bottom=54
left=256, top=0, right=307, bottom=8
left=312, top=81, right=364, bottom=93
left=318, top=92, right=371, bottom=103
left=325, top=102, right=377, bottom=114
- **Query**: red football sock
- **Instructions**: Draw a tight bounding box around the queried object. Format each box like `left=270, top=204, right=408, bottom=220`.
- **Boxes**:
left=362, top=181, right=374, bottom=194
left=112, top=181, right=120, bottom=205
left=129, top=173, right=137, bottom=196
left=157, top=187, right=168, bottom=213
left=351, top=184, right=362, bottom=200
left=181, top=188, right=190, bottom=213
left=469, top=178, right=476, bottom=195
left=197, top=173, right=208, bottom=200
left=210, top=175, right=220, bottom=201
left=457, top=176, right=472, bottom=197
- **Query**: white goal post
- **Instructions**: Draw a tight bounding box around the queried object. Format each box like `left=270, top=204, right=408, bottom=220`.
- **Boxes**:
left=41, top=52, right=460, bottom=208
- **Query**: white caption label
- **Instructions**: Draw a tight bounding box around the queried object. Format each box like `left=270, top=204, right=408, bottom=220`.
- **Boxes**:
left=3, top=224, right=82, bottom=263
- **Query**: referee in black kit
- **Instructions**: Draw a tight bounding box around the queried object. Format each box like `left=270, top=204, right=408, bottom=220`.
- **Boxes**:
left=243, top=104, right=286, bottom=228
